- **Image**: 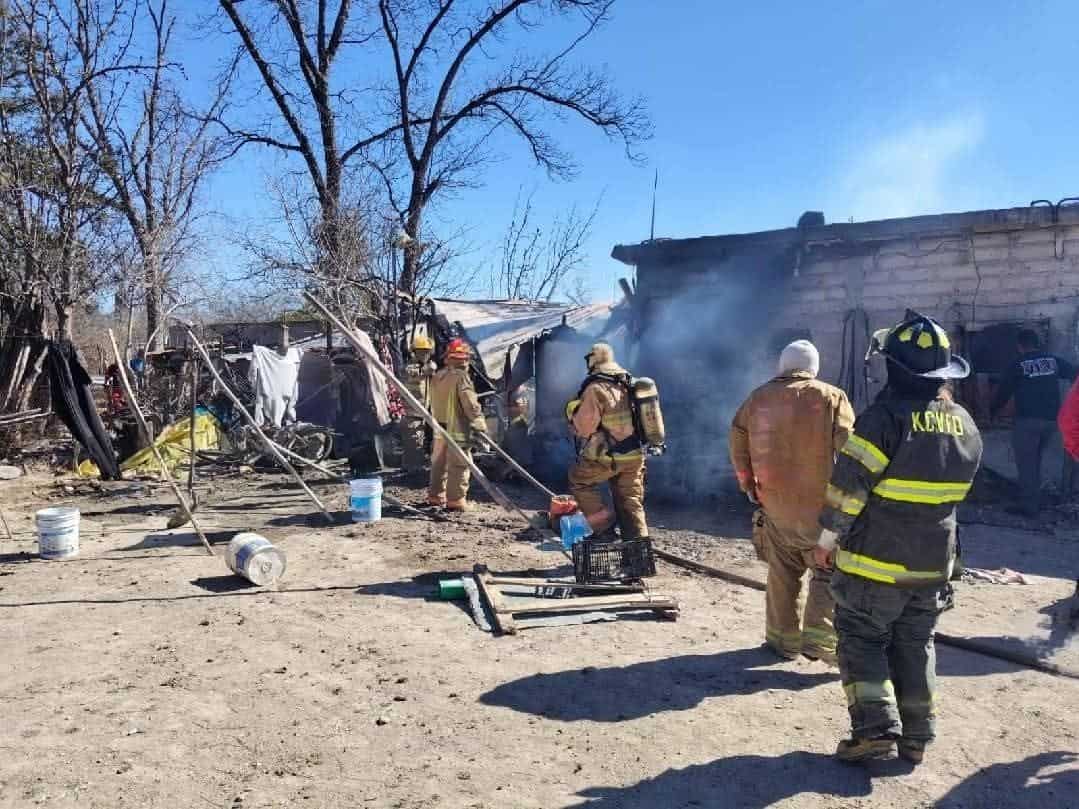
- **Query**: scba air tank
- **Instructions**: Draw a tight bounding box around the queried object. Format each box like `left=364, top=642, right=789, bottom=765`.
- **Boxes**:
left=632, top=377, right=666, bottom=449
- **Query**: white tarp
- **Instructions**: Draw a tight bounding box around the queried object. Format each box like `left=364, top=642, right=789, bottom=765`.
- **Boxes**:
left=250, top=345, right=302, bottom=427
left=431, top=299, right=614, bottom=379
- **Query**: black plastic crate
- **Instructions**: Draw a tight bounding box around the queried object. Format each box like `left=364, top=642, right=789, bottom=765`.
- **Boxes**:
left=572, top=538, right=656, bottom=583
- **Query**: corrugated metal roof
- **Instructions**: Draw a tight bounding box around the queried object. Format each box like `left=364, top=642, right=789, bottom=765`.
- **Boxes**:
left=431, top=299, right=615, bottom=379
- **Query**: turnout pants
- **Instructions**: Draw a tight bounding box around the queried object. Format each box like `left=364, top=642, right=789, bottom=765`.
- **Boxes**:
left=428, top=438, right=471, bottom=505
left=1013, top=418, right=1056, bottom=514
left=568, top=457, right=648, bottom=538
left=831, top=571, right=952, bottom=743
left=759, top=512, right=836, bottom=660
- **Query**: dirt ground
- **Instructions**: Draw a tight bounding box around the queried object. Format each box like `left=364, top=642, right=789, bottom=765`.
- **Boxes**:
left=1, top=466, right=1077, bottom=809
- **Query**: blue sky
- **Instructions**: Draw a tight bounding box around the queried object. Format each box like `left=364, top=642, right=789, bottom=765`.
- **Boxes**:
left=191, top=1, right=1079, bottom=304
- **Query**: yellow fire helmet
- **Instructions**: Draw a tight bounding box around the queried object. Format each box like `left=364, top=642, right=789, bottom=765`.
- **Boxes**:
left=866, top=311, right=970, bottom=380
left=412, top=333, right=434, bottom=351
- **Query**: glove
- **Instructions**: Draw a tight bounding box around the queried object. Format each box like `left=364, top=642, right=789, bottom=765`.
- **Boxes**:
left=814, top=529, right=839, bottom=570
left=565, top=399, right=581, bottom=422
left=469, top=427, right=488, bottom=450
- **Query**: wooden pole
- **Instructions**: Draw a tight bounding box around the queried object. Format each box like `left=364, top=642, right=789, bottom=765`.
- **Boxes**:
left=476, top=432, right=557, bottom=500
left=106, top=330, right=215, bottom=556
left=184, top=328, right=334, bottom=524
left=260, top=441, right=448, bottom=523
left=187, top=352, right=198, bottom=499
left=302, top=292, right=531, bottom=525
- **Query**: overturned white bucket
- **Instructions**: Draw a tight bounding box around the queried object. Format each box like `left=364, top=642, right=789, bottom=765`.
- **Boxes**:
left=36, top=506, right=80, bottom=560
left=226, top=532, right=286, bottom=586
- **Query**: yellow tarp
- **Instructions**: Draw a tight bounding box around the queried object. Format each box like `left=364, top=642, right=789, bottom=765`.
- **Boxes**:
left=78, top=411, right=222, bottom=478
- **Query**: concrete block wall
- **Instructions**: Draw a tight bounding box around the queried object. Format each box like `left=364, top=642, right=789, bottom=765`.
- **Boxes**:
left=775, top=224, right=1079, bottom=396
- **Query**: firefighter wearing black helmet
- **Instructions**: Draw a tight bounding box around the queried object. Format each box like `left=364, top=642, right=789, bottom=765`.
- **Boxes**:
left=815, top=312, right=983, bottom=765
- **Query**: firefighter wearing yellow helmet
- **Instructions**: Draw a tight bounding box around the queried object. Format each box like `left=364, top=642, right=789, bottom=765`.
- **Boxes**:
left=400, top=332, right=436, bottom=474
left=566, top=342, right=649, bottom=539
left=817, top=312, right=982, bottom=765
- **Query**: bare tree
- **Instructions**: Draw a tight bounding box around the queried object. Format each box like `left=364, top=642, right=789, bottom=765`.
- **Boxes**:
left=0, top=0, right=125, bottom=412
left=564, top=274, right=592, bottom=306
left=376, top=0, right=649, bottom=294
left=213, top=1, right=646, bottom=304
left=76, top=0, right=235, bottom=351
left=495, top=187, right=598, bottom=301
left=213, top=0, right=425, bottom=296
left=236, top=174, right=477, bottom=346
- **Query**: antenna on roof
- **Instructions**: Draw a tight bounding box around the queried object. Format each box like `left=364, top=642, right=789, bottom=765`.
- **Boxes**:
left=649, top=169, right=658, bottom=241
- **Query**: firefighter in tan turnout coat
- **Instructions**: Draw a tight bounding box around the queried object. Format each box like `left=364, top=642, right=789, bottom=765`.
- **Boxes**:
left=400, top=333, right=436, bottom=473
left=729, top=340, right=855, bottom=664
left=428, top=339, right=486, bottom=511
left=567, top=343, right=649, bottom=539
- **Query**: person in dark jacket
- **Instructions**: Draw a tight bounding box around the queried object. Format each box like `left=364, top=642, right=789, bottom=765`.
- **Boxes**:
left=816, top=313, right=982, bottom=765
left=991, top=329, right=1076, bottom=516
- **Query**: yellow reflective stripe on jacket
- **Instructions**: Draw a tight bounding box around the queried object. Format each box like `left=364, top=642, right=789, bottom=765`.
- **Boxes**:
left=840, top=434, right=889, bottom=475
left=826, top=483, right=866, bottom=516
left=844, top=680, right=896, bottom=707
left=835, top=549, right=945, bottom=585
left=872, top=478, right=972, bottom=505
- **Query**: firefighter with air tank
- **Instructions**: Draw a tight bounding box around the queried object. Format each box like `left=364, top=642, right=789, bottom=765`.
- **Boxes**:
left=565, top=342, right=665, bottom=540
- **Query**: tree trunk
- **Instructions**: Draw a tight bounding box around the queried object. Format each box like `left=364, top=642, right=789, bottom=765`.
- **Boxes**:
left=14, top=345, right=48, bottom=413
left=145, top=260, right=163, bottom=352
left=0, top=298, right=47, bottom=415
left=400, top=203, right=424, bottom=295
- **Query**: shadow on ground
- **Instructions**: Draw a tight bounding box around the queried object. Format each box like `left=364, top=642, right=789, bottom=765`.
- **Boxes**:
left=116, top=530, right=235, bottom=551
left=480, top=646, right=837, bottom=722
left=561, top=752, right=878, bottom=807
left=935, top=751, right=1078, bottom=809
left=267, top=510, right=353, bottom=528
left=191, top=575, right=257, bottom=593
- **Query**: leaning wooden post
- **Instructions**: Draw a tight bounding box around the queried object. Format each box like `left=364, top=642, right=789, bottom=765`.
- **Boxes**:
left=106, top=330, right=215, bottom=556
left=184, top=328, right=334, bottom=524
left=302, top=292, right=531, bottom=526
left=187, top=351, right=198, bottom=499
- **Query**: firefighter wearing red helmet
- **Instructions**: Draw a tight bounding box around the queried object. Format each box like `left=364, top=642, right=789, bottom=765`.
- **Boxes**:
left=427, top=338, right=486, bottom=511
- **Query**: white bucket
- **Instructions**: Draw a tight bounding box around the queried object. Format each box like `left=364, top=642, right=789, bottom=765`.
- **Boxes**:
left=36, top=506, right=80, bottom=560
left=225, top=532, right=286, bottom=586
left=349, top=477, right=383, bottom=523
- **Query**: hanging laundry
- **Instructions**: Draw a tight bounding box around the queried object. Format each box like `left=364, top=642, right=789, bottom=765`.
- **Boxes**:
left=250, top=345, right=302, bottom=427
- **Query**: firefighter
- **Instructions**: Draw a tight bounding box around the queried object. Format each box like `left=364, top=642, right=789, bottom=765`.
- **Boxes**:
left=729, top=340, right=854, bottom=665
left=817, top=313, right=982, bottom=764
left=400, top=333, right=436, bottom=474
left=566, top=343, right=648, bottom=539
left=428, top=338, right=486, bottom=511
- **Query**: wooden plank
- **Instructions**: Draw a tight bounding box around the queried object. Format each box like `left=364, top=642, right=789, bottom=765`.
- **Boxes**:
left=507, top=594, right=679, bottom=616
left=489, top=576, right=645, bottom=593
left=472, top=568, right=516, bottom=635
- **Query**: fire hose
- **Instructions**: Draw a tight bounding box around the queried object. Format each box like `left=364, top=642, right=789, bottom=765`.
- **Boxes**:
left=652, top=548, right=1079, bottom=681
